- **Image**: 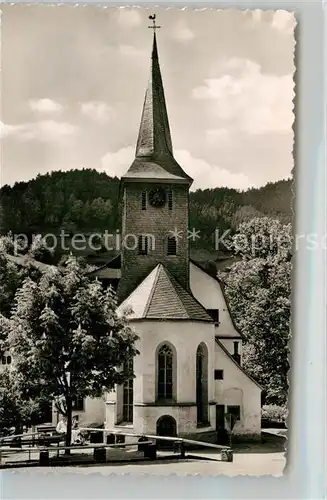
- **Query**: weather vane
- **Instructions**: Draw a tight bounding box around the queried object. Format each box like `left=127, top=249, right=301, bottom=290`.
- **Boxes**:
left=148, top=14, right=161, bottom=33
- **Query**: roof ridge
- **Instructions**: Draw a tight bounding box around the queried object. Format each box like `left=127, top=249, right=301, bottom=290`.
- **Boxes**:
left=87, top=254, right=121, bottom=274
left=143, top=264, right=162, bottom=317
left=215, top=337, right=263, bottom=389
left=190, top=259, right=246, bottom=339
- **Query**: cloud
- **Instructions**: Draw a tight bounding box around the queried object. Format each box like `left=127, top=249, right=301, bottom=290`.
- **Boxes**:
left=101, top=146, right=135, bottom=177
left=80, top=101, right=113, bottom=123
left=251, top=10, right=263, bottom=23
left=205, top=128, right=231, bottom=146
left=174, top=149, right=253, bottom=191
left=172, top=21, right=195, bottom=42
left=249, top=9, right=296, bottom=35
left=29, top=98, right=63, bottom=114
left=118, top=44, right=147, bottom=61
left=101, top=146, right=252, bottom=190
left=193, top=58, right=294, bottom=135
left=1, top=120, right=76, bottom=142
left=271, top=10, right=296, bottom=34
left=115, top=9, right=142, bottom=28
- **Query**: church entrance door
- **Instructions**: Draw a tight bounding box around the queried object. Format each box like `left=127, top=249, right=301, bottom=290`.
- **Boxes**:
left=156, top=415, right=177, bottom=450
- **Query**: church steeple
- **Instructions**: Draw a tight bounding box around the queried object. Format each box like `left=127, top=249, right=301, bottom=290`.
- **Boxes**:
left=118, top=15, right=191, bottom=302
left=122, top=16, right=192, bottom=185
left=135, top=31, right=173, bottom=159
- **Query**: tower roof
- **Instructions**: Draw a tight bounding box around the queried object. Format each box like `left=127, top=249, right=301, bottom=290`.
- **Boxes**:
left=136, top=33, right=173, bottom=159
left=122, top=28, right=192, bottom=185
left=117, top=263, right=212, bottom=322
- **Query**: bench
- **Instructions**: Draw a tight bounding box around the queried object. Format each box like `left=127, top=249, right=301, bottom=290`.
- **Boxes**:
left=36, top=425, right=57, bottom=433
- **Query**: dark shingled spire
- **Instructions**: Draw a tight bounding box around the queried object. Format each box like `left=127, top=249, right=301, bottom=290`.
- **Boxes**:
left=135, top=32, right=173, bottom=159
left=122, top=31, right=192, bottom=185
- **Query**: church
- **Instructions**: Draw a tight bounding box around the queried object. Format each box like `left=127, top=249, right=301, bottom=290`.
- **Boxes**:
left=78, top=27, right=262, bottom=443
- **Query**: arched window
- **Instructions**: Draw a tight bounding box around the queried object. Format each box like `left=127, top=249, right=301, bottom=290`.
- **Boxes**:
left=167, top=236, right=177, bottom=256
left=138, top=235, right=149, bottom=255
left=157, top=344, right=173, bottom=400
left=196, top=343, right=209, bottom=424
left=122, top=358, right=133, bottom=423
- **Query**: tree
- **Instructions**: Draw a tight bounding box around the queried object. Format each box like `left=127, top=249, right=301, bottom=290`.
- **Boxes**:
left=6, top=256, right=138, bottom=448
left=219, top=217, right=292, bottom=405
left=0, top=234, right=46, bottom=319
left=0, top=368, right=50, bottom=434
left=0, top=369, right=25, bottom=433
left=0, top=251, right=28, bottom=319
left=90, top=197, right=112, bottom=227
left=28, top=234, right=55, bottom=264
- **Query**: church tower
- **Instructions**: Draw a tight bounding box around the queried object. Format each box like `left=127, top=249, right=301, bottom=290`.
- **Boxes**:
left=118, top=23, right=193, bottom=302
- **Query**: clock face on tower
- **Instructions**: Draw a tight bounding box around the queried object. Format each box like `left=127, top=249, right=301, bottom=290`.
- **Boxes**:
left=148, top=187, right=166, bottom=207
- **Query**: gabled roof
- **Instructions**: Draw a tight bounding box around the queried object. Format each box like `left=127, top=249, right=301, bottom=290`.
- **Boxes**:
left=87, top=254, right=121, bottom=279
left=190, top=259, right=246, bottom=340
left=118, top=263, right=213, bottom=322
left=215, top=338, right=263, bottom=390
left=122, top=32, right=192, bottom=186
left=5, top=253, right=59, bottom=273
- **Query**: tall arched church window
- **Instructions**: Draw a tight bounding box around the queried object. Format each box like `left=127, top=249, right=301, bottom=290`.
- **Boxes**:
left=196, top=343, right=209, bottom=424
left=157, top=344, right=173, bottom=400
left=122, top=358, right=133, bottom=423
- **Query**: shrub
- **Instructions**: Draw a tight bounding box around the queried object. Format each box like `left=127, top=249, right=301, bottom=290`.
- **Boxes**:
left=261, top=405, right=288, bottom=423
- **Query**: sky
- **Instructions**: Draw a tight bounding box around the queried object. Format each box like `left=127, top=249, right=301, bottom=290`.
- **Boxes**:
left=0, top=6, right=296, bottom=191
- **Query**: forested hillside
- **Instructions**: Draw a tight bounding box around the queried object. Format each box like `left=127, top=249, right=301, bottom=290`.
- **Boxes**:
left=0, top=169, right=292, bottom=263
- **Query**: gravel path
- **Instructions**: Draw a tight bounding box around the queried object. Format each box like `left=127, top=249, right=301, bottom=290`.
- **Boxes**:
left=2, top=451, right=285, bottom=477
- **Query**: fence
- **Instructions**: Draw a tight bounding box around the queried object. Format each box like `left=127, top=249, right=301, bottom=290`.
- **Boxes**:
left=0, top=427, right=233, bottom=467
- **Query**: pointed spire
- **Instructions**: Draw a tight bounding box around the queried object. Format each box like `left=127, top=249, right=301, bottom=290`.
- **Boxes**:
left=135, top=31, right=173, bottom=159
left=122, top=17, right=193, bottom=185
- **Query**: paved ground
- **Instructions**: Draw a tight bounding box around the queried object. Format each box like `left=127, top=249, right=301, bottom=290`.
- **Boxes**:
left=1, top=452, right=285, bottom=476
